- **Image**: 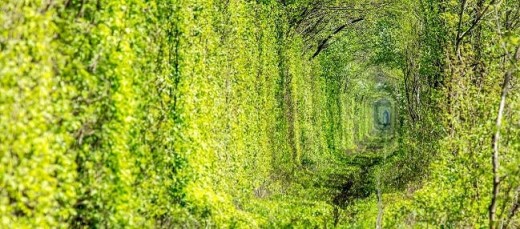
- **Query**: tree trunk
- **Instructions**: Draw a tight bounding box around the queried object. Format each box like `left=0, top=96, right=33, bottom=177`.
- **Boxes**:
left=489, top=70, right=512, bottom=229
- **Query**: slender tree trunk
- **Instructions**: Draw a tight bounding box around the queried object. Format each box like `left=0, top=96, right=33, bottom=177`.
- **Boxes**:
left=455, top=0, right=467, bottom=60
left=489, top=70, right=512, bottom=229
left=472, top=0, right=485, bottom=86
left=376, top=174, right=383, bottom=229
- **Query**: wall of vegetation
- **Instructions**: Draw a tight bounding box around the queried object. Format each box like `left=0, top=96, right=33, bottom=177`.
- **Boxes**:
left=389, top=1, right=520, bottom=228
left=0, top=0, right=376, bottom=227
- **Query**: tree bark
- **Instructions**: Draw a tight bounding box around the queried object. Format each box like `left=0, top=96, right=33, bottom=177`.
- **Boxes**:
left=489, top=69, right=511, bottom=229
left=376, top=174, right=383, bottom=229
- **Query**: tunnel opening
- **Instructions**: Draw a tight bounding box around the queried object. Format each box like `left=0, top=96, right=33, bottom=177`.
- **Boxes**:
left=373, top=98, right=393, bottom=134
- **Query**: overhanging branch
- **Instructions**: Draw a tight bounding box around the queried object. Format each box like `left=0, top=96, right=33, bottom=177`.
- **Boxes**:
left=311, top=18, right=364, bottom=59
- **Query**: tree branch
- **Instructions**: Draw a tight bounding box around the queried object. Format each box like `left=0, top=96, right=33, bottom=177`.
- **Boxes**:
left=311, top=18, right=363, bottom=59
left=456, top=0, right=497, bottom=54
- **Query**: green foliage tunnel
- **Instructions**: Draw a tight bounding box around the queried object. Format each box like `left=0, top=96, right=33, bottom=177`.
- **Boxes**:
left=1, top=0, right=519, bottom=228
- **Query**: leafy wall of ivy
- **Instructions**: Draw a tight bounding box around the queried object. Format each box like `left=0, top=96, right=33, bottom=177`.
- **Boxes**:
left=0, top=0, right=375, bottom=227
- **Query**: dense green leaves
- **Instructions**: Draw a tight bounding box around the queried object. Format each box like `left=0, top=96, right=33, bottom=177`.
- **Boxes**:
left=1, top=0, right=519, bottom=228
left=0, top=0, right=377, bottom=227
